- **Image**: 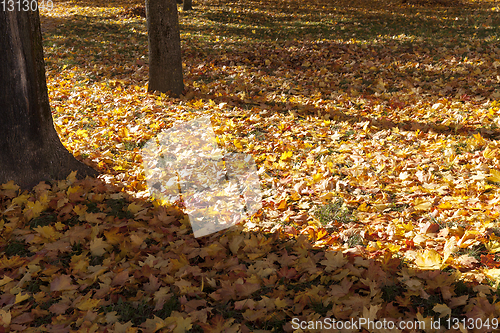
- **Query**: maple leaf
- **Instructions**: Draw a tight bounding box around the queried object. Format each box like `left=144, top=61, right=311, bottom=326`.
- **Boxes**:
left=0, top=310, right=11, bottom=326
left=89, top=237, right=112, bottom=256
left=14, top=292, right=30, bottom=305
left=415, top=249, right=444, bottom=270
left=75, top=297, right=100, bottom=311
left=433, top=303, right=452, bottom=318
left=164, top=312, right=192, bottom=333
left=50, top=274, right=77, bottom=292
left=111, top=269, right=130, bottom=287
left=114, top=321, right=135, bottom=333
left=144, top=274, right=162, bottom=293
left=320, top=251, right=347, bottom=272
left=199, top=315, right=239, bottom=333
left=141, top=315, right=166, bottom=333
left=49, top=301, right=71, bottom=315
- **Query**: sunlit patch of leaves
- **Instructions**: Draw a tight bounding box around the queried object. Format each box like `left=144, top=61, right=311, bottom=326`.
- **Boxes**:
left=0, top=0, right=498, bottom=329
left=457, top=243, right=488, bottom=261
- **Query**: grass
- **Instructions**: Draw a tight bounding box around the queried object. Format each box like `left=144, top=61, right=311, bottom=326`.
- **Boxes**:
left=314, top=198, right=356, bottom=226
left=4, top=239, right=33, bottom=257
left=99, top=295, right=181, bottom=325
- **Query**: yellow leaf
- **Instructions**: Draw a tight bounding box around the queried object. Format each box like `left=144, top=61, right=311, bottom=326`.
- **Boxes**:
left=14, top=292, right=30, bottom=304
left=414, top=201, right=432, bottom=211
left=142, top=316, right=166, bottom=332
left=473, top=132, right=486, bottom=146
left=312, top=172, right=323, bottom=182
left=280, top=151, right=293, bottom=161
left=433, top=304, right=451, bottom=318
left=319, top=192, right=334, bottom=202
left=118, top=127, right=129, bottom=138
left=0, top=309, right=11, bottom=326
left=486, top=240, right=500, bottom=253
left=290, top=191, right=301, bottom=201
left=443, top=237, right=457, bottom=263
left=386, top=244, right=401, bottom=253
left=234, top=139, right=243, bottom=149
left=12, top=194, right=29, bottom=206
left=85, top=212, right=105, bottom=224
left=373, top=203, right=390, bottom=212
left=24, top=200, right=47, bottom=220
left=73, top=204, right=87, bottom=216
left=164, top=312, right=192, bottom=333
left=76, top=298, right=101, bottom=311
left=55, top=222, right=65, bottom=231
left=483, top=147, right=495, bottom=159
left=104, top=228, right=124, bottom=246
left=34, top=225, right=58, bottom=240
left=357, top=203, right=368, bottom=212
left=114, top=321, right=135, bottom=333
left=125, top=202, right=141, bottom=214
left=320, top=251, right=347, bottom=272
left=76, top=129, right=88, bottom=138
left=67, top=185, right=82, bottom=195
left=438, top=201, right=453, bottom=209
left=415, top=249, right=443, bottom=270
left=488, top=169, right=500, bottom=183
left=1, top=181, right=19, bottom=191
left=484, top=269, right=500, bottom=285
left=66, top=171, right=78, bottom=184
left=274, top=297, right=288, bottom=309
left=0, top=275, right=13, bottom=287
left=277, top=199, right=287, bottom=211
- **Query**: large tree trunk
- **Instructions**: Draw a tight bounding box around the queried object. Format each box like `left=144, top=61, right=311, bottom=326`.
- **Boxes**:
left=183, top=0, right=193, bottom=11
left=146, top=0, right=184, bottom=96
left=0, top=9, right=98, bottom=189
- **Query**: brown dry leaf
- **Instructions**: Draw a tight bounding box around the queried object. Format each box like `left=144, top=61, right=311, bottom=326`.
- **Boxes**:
left=50, top=274, right=77, bottom=292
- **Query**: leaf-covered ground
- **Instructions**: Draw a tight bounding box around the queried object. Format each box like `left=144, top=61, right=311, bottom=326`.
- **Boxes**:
left=2, top=0, right=500, bottom=331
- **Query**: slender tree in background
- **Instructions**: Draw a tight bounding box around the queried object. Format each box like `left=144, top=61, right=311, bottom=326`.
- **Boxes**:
left=146, top=0, right=184, bottom=96
left=176, top=0, right=192, bottom=11
left=183, top=0, right=193, bottom=11
left=0, top=8, right=98, bottom=188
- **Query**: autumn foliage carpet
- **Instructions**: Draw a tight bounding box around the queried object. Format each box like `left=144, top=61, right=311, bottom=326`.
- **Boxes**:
left=2, top=0, right=500, bottom=331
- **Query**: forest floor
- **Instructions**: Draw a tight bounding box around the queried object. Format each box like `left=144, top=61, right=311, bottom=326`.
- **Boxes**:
left=2, top=0, right=500, bottom=331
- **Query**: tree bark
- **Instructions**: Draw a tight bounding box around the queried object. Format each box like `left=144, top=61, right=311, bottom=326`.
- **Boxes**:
left=183, top=0, right=193, bottom=11
left=0, top=8, right=98, bottom=189
left=146, top=0, right=184, bottom=96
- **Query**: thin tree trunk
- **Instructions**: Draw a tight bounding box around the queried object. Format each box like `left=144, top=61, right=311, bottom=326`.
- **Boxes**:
left=183, top=0, right=193, bottom=11
left=146, top=0, right=184, bottom=96
left=0, top=9, right=98, bottom=188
